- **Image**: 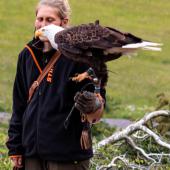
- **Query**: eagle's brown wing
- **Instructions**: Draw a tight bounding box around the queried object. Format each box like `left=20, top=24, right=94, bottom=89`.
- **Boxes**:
left=55, top=21, right=142, bottom=62
left=54, top=21, right=143, bottom=86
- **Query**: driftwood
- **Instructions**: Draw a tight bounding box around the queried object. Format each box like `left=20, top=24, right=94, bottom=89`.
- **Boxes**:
left=93, top=110, right=170, bottom=169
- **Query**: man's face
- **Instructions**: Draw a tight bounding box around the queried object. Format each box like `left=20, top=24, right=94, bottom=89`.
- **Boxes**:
left=35, top=5, right=63, bottom=30
left=35, top=5, right=68, bottom=42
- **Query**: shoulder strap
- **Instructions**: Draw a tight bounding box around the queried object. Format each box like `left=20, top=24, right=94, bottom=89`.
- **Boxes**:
left=25, top=45, right=42, bottom=73
left=27, top=48, right=61, bottom=102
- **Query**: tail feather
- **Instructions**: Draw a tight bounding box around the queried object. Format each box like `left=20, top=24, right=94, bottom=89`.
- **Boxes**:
left=143, top=46, right=162, bottom=51
left=122, top=41, right=163, bottom=51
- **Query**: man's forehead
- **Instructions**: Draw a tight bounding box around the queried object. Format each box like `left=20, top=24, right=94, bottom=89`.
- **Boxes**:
left=36, top=5, right=59, bottom=18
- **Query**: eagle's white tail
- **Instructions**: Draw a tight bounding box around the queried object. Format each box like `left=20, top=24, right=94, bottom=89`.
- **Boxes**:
left=122, top=41, right=163, bottom=51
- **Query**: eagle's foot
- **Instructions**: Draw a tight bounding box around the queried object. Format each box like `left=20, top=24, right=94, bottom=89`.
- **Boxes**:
left=71, top=72, right=91, bottom=82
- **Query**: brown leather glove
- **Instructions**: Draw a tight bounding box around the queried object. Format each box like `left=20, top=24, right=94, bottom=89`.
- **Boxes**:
left=74, top=91, right=102, bottom=114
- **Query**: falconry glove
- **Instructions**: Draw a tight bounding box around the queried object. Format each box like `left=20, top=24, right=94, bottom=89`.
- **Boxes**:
left=74, top=91, right=102, bottom=114
left=74, top=91, right=104, bottom=150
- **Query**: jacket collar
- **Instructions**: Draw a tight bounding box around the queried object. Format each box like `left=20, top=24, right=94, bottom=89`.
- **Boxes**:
left=27, top=38, right=56, bottom=56
left=27, top=38, right=44, bottom=51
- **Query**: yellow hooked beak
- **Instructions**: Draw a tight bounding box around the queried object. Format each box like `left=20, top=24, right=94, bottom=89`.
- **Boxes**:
left=35, top=30, right=43, bottom=39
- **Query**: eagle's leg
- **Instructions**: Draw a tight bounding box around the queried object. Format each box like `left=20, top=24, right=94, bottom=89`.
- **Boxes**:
left=71, top=67, right=97, bottom=82
left=71, top=71, right=92, bottom=82
left=71, top=67, right=100, bottom=93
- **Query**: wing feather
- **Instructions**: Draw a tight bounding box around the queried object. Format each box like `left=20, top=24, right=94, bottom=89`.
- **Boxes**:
left=53, top=21, right=162, bottom=86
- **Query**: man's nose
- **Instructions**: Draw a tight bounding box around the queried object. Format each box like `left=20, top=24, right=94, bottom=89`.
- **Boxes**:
left=41, top=20, right=48, bottom=27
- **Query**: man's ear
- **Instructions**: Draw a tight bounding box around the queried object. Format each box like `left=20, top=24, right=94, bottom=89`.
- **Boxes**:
left=61, top=18, right=69, bottom=27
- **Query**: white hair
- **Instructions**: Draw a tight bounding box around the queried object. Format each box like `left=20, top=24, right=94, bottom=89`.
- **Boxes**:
left=36, top=0, right=71, bottom=19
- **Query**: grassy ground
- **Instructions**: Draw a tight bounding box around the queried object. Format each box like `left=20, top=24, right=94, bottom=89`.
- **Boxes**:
left=0, top=123, right=12, bottom=169
left=0, top=0, right=170, bottom=117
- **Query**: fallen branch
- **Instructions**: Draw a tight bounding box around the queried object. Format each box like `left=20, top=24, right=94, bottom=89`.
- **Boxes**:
left=125, top=135, right=156, bottom=162
left=97, top=110, right=170, bottom=148
left=138, top=125, right=170, bottom=149
left=93, top=110, right=170, bottom=169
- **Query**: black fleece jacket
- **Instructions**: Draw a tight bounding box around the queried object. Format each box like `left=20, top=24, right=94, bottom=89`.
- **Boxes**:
left=6, top=38, right=106, bottom=162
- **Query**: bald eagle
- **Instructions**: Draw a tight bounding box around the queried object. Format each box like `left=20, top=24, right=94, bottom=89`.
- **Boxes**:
left=35, top=21, right=162, bottom=87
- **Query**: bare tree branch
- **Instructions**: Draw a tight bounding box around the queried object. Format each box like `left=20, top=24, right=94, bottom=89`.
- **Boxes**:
left=125, top=135, right=155, bottom=162
left=96, top=110, right=170, bottom=148
left=93, top=110, right=170, bottom=169
left=138, top=125, right=170, bottom=149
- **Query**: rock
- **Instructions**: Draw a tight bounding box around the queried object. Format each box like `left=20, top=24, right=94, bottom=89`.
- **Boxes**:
left=101, top=118, right=132, bottom=129
left=0, top=112, right=11, bottom=123
left=0, top=112, right=133, bottom=129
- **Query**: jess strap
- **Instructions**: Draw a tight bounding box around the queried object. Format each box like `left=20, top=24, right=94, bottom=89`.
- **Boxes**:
left=25, top=46, right=61, bottom=102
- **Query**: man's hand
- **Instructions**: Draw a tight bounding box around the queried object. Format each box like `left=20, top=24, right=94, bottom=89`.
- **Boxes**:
left=10, top=155, right=23, bottom=168
left=74, top=91, right=102, bottom=114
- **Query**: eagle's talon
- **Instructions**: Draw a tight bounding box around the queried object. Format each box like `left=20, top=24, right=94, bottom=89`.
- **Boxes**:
left=71, top=72, right=91, bottom=82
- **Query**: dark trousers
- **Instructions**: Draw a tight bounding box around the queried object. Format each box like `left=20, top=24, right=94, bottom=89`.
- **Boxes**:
left=25, top=158, right=90, bottom=170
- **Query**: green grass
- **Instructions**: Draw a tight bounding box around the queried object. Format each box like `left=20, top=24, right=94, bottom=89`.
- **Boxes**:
left=0, top=0, right=37, bottom=112
left=0, top=123, right=12, bottom=169
left=0, top=0, right=170, bottom=116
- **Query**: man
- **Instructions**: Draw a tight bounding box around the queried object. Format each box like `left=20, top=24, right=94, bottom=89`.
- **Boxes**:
left=6, top=0, right=105, bottom=170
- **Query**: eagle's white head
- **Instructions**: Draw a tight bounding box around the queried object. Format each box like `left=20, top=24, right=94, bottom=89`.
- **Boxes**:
left=35, top=24, right=64, bottom=49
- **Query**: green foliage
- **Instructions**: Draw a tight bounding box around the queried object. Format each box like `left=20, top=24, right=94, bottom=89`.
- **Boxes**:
left=91, top=132, right=170, bottom=169
left=0, top=123, right=12, bottom=170
left=104, top=95, right=155, bottom=120
left=91, top=116, right=170, bottom=169
left=105, top=95, right=122, bottom=114
left=92, top=121, right=116, bottom=141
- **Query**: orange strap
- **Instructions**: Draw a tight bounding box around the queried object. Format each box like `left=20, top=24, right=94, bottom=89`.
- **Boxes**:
left=27, top=50, right=61, bottom=102
left=25, top=45, right=42, bottom=74
left=10, top=155, right=22, bottom=158
left=24, top=45, right=61, bottom=102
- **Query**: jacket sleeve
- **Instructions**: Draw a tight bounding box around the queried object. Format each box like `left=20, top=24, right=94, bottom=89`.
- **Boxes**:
left=6, top=51, right=28, bottom=156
